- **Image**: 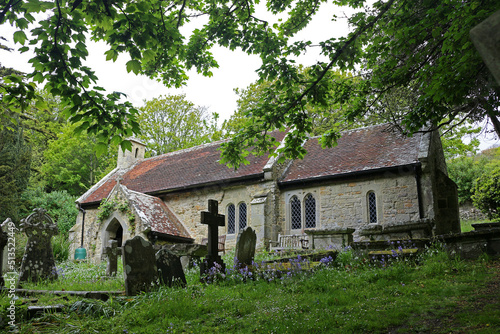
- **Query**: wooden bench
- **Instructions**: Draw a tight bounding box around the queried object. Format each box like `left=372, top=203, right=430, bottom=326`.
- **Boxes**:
left=269, top=234, right=309, bottom=251
left=201, top=235, right=226, bottom=254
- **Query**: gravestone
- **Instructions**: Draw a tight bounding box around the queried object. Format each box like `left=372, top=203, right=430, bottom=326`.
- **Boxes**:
left=18, top=208, right=59, bottom=284
left=234, top=226, right=257, bottom=267
left=103, top=240, right=121, bottom=276
left=0, top=219, right=9, bottom=287
left=156, top=248, right=186, bottom=288
left=122, top=235, right=157, bottom=296
left=199, top=199, right=226, bottom=281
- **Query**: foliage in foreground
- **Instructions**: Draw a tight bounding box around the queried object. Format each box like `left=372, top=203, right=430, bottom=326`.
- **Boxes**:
left=2, top=1, right=499, bottom=168
left=2, top=246, right=498, bottom=333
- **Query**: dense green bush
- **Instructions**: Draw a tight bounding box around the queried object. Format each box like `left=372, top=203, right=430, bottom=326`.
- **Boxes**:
left=20, top=187, right=78, bottom=233
left=447, top=156, right=489, bottom=204
left=472, top=167, right=500, bottom=220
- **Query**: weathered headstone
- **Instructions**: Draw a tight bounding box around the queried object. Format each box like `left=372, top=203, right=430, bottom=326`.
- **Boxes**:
left=199, top=199, right=226, bottom=281
left=234, top=226, right=257, bottom=267
left=0, top=219, right=9, bottom=287
left=18, top=208, right=59, bottom=284
left=122, top=235, right=157, bottom=296
left=103, top=240, right=121, bottom=276
left=156, top=248, right=186, bottom=288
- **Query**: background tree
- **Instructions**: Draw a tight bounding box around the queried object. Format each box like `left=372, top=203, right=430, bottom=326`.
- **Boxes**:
left=41, top=122, right=117, bottom=196
left=472, top=166, right=500, bottom=220
left=0, top=115, right=31, bottom=223
left=447, top=146, right=500, bottom=205
left=138, top=94, right=222, bottom=157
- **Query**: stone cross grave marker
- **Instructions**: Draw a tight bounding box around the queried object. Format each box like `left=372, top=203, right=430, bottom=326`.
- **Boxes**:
left=122, top=235, right=157, bottom=296
left=200, top=199, right=226, bottom=280
left=235, top=226, right=257, bottom=267
left=103, top=240, right=121, bottom=276
left=156, top=248, right=187, bottom=288
left=18, top=208, right=59, bottom=284
left=0, top=219, right=9, bottom=287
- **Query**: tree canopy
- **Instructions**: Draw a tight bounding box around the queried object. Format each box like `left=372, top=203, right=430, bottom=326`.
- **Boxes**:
left=138, top=94, right=222, bottom=156
left=1, top=0, right=499, bottom=167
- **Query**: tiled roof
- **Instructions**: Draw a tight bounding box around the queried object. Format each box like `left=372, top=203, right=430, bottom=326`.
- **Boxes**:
left=79, top=131, right=286, bottom=205
left=279, top=124, right=423, bottom=184
left=126, top=188, right=192, bottom=240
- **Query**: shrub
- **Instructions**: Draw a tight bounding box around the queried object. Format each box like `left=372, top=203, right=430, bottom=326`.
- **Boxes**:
left=20, top=187, right=78, bottom=233
left=472, top=167, right=500, bottom=220
left=447, top=156, right=489, bottom=204
left=52, top=233, right=71, bottom=262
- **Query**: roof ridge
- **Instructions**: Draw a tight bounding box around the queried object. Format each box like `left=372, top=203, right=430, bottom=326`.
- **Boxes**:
left=140, top=138, right=230, bottom=163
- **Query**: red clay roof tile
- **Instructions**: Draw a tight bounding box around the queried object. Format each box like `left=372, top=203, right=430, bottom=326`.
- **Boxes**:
left=80, top=132, right=286, bottom=205
left=280, top=124, right=422, bottom=183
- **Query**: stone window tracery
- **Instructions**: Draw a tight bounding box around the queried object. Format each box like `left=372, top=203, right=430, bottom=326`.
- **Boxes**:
left=368, top=191, right=377, bottom=224
left=227, top=204, right=235, bottom=234
left=304, top=194, right=316, bottom=228
left=239, top=203, right=247, bottom=230
left=290, top=196, right=301, bottom=230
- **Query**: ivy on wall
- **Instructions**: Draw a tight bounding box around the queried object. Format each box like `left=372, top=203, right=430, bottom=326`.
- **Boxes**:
left=97, top=198, right=136, bottom=231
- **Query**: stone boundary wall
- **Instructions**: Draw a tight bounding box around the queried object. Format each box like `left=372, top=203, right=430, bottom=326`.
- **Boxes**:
left=459, top=204, right=487, bottom=221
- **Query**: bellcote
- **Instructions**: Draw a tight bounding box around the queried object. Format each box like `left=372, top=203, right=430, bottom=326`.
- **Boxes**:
left=117, top=138, right=146, bottom=169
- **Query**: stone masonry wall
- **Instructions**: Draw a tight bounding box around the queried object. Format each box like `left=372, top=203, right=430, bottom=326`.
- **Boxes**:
left=69, top=190, right=145, bottom=263
left=278, top=173, right=420, bottom=240
left=162, top=180, right=276, bottom=250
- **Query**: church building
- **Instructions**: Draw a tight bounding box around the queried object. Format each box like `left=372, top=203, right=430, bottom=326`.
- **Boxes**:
left=69, top=124, right=460, bottom=262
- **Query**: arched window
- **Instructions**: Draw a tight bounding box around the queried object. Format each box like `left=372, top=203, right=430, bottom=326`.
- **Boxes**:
left=135, top=148, right=139, bottom=158
left=290, top=196, right=301, bottom=230
left=239, top=203, right=247, bottom=230
left=368, top=192, right=377, bottom=224
left=304, top=194, right=316, bottom=228
left=227, top=204, right=235, bottom=234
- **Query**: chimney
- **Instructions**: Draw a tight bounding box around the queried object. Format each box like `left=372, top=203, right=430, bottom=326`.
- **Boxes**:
left=117, top=138, right=146, bottom=169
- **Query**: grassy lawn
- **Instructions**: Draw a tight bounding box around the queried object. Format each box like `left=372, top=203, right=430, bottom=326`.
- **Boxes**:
left=1, top=245, right=499, bottom=334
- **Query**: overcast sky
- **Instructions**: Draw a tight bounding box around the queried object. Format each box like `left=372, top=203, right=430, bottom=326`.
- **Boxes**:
left=1, top=4, right=498, bottom=149
left=0, top=3, right=356, bottom=122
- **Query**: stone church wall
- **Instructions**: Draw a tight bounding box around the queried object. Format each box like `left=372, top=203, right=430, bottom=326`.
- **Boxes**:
left=278, top=172, right=421, bottom=240
left=162, top=179, right=276, bottom=250
left=69, top=190, right=143, bottom=263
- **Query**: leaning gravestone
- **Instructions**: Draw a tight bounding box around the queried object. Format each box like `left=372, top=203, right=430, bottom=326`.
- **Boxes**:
left=199, top=199, right=226, bottom=282
left=235, top=226, right=257, bottom=267
left=103, top=240, right=121, bottom=276
left=18, top=208, right=59, bottom=284
left=156, top=248, right=186, bottom=288
left=122, top=235, right=157, bottom=296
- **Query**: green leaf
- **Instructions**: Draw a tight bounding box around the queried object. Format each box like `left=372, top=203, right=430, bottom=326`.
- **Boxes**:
left=105, top=49, right=118, bottom=62
left=126, top=60, right=141, bottom=74
left=13, top=31, right=27, bottom=45
left=142, top=50, right=156, bottom=63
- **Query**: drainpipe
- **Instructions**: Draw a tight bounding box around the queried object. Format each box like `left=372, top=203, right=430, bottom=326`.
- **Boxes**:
left=74, top=205, right=87, bottom=260
left=414, top=164, right=424, bottom=219
left=79, top=206, right=86, bottom=247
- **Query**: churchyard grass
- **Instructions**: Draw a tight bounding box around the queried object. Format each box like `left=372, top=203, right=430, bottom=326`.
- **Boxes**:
left=460, top=218, right=495, bottom=232
left=2, top=245, right=499, bottom=333
left=18, top=260, right=125, bottom=292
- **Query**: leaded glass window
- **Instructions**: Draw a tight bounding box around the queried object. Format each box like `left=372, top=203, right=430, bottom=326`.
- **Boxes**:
left=304, top=194, right=316, bottom=228
left=239, top=203, right=247, bottom=230
left=368, top=192, right=377, bottom=224
left=227, top=204, right=235, bottom=234
left=290, top=196, right=301, bottom=230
